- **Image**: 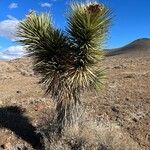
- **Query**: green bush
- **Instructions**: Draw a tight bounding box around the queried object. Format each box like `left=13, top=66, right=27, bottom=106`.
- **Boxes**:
left=17, top=1, right=111, bottom=132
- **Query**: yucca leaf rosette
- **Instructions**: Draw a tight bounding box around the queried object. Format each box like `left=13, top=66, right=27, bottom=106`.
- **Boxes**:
left=17, top=2, right=111, bottom=132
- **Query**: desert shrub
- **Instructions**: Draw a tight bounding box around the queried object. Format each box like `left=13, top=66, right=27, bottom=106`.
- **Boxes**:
left=40, top=116, right=140, bottom=150
left=17, top=1, right=111, bottom=132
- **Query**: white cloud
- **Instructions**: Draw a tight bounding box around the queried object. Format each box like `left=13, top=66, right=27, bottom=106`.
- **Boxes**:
left=9, top=3, right=18, bottom=9
left=0, top=17, right=19, bottom=41
left=41, top=2, right=52, bottom=8
left=0, top=46, right=26, bottom=60
left=7, top=15, right=18, bottom=20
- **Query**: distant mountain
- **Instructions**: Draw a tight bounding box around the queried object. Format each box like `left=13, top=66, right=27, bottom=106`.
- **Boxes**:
left=0, top=46, right=25, bottom=61
left=106, top=38, right=150, bottom=56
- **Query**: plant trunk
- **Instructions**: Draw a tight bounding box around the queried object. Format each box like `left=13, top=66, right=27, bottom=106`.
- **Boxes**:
left=54, top=90, right=82, bottom=134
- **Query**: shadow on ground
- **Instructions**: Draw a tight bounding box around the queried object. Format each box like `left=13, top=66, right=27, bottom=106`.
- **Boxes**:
left=0, top=106, right=43, bottom=149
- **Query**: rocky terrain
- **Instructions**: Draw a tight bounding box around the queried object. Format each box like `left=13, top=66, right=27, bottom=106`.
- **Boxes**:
left=0, top=38, right=149, bottom=149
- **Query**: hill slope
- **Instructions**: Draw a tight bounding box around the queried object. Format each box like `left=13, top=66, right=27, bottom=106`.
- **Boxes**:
left=106, top=38, right=150, bottom=56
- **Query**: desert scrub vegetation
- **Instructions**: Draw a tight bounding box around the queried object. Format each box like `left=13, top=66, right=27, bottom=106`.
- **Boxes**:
left=17, top=1, right=111, bottom=132
left=40, top=115, right=140, bottom=150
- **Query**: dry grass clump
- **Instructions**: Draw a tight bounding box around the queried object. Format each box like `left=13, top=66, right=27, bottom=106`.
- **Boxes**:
left=40, top=118, right=140, bottom=150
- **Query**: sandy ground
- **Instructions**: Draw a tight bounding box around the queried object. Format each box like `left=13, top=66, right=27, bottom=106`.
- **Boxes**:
left=0, top=52, right=149, bottom=149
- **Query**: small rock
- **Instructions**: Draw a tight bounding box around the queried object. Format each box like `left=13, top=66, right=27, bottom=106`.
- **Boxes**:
left=20, top=71, right=26, bottom=76
left=124, top=74, right=134, bottom=78
left=113, top=65, right=121, bottom=69
left=0, top=144, right=5, bottom=149
left=132, top=118, right=138, bottom=122
left=34, top=102, right=45, bottom=111
left=0, top=142, right=11, bottom=149
left=16, top=90, right=21, bottom=94
left=20, top=69, right=33, bottom=77
left=125, top=97, right=130, bottom=101
left=113, top=64, right=127, bottom=69
left=111, top=106, right=119, bottom=113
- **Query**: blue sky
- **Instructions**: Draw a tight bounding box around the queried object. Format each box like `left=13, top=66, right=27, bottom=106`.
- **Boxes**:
left=0, top=0, right=150, bottom=59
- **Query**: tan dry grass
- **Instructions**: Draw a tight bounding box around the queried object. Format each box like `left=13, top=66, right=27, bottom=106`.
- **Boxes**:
left=41, top=118, right=140, bottom=150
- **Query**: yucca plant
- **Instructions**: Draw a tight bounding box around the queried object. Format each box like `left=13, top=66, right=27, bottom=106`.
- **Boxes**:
left=17, top=1, right=111, bottom=133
